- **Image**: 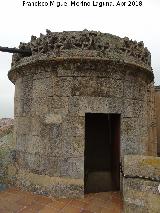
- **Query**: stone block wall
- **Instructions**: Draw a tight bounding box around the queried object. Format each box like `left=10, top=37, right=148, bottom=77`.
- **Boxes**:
left=123, top=155, right=160, bottom=213
left=155, top=86, right=160, bottom=156
left=146, top=83, right=157, bottom=156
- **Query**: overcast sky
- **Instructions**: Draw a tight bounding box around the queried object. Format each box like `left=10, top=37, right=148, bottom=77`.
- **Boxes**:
left=0, top=0, right=160, bottom=118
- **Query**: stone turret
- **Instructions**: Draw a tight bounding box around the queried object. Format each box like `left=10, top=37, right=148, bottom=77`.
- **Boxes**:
left=7, top=30, right=156, bottom=198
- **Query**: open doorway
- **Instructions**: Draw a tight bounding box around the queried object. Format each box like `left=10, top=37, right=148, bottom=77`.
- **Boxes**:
left=84, top=113, right=120, bottom=193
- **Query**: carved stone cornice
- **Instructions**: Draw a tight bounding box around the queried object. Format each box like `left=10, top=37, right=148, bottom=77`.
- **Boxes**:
left=11, top=30, right=151, bottom=70
left=9, top=30, right=153, bottom=81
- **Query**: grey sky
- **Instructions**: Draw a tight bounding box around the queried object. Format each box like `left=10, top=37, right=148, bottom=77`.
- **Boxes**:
left=0, top=0, right=160, bottom=118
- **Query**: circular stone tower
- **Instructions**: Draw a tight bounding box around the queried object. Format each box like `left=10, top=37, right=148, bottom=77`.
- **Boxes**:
left=8, top=30, right=155, bottom=197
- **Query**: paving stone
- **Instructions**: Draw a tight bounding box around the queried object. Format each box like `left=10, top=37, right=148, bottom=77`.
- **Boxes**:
left=0, top=188, right=122, bottom=212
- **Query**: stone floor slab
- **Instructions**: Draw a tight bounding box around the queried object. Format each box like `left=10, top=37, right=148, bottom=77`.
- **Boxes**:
left=0, top=188, right=123, bottom=213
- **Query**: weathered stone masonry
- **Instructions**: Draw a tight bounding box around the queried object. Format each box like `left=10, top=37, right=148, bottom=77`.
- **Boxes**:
left=155, top=86, right=160, bottom=157
left=7, top=30, right=157, bottom=199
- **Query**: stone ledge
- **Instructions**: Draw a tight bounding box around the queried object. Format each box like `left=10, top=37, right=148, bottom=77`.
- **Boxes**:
left=124, top=155, right=160, bottom=180
left=8, top=168, right=84, bottom=198
left=8, top=57, right=153, bottom=84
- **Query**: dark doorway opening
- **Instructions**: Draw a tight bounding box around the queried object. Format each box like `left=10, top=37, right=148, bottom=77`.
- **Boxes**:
left=84, top=113, right=120, bottom=193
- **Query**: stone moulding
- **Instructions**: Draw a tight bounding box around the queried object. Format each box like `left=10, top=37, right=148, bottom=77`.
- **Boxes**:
left=10, top=30, right=153, bottom=77
left=8, top=57, right=153, bottom=84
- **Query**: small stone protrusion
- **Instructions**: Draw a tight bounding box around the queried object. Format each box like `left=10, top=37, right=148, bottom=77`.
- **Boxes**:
left=138, top=41, right=144, bottom=47
left=40, top=33, right=44, bottom=38
left=31, top=35, right=37, bottom=41
left=46, top=29, right=52, bottom=35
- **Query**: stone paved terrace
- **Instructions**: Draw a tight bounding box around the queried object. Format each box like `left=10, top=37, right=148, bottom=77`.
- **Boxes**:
left=0, top=188, right=123, bottom=213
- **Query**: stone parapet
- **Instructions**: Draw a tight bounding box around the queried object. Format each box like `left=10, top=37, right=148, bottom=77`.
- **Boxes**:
left=0, top=124, right=14, bottom=183
left=123, top=155, right=160, bottom=213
